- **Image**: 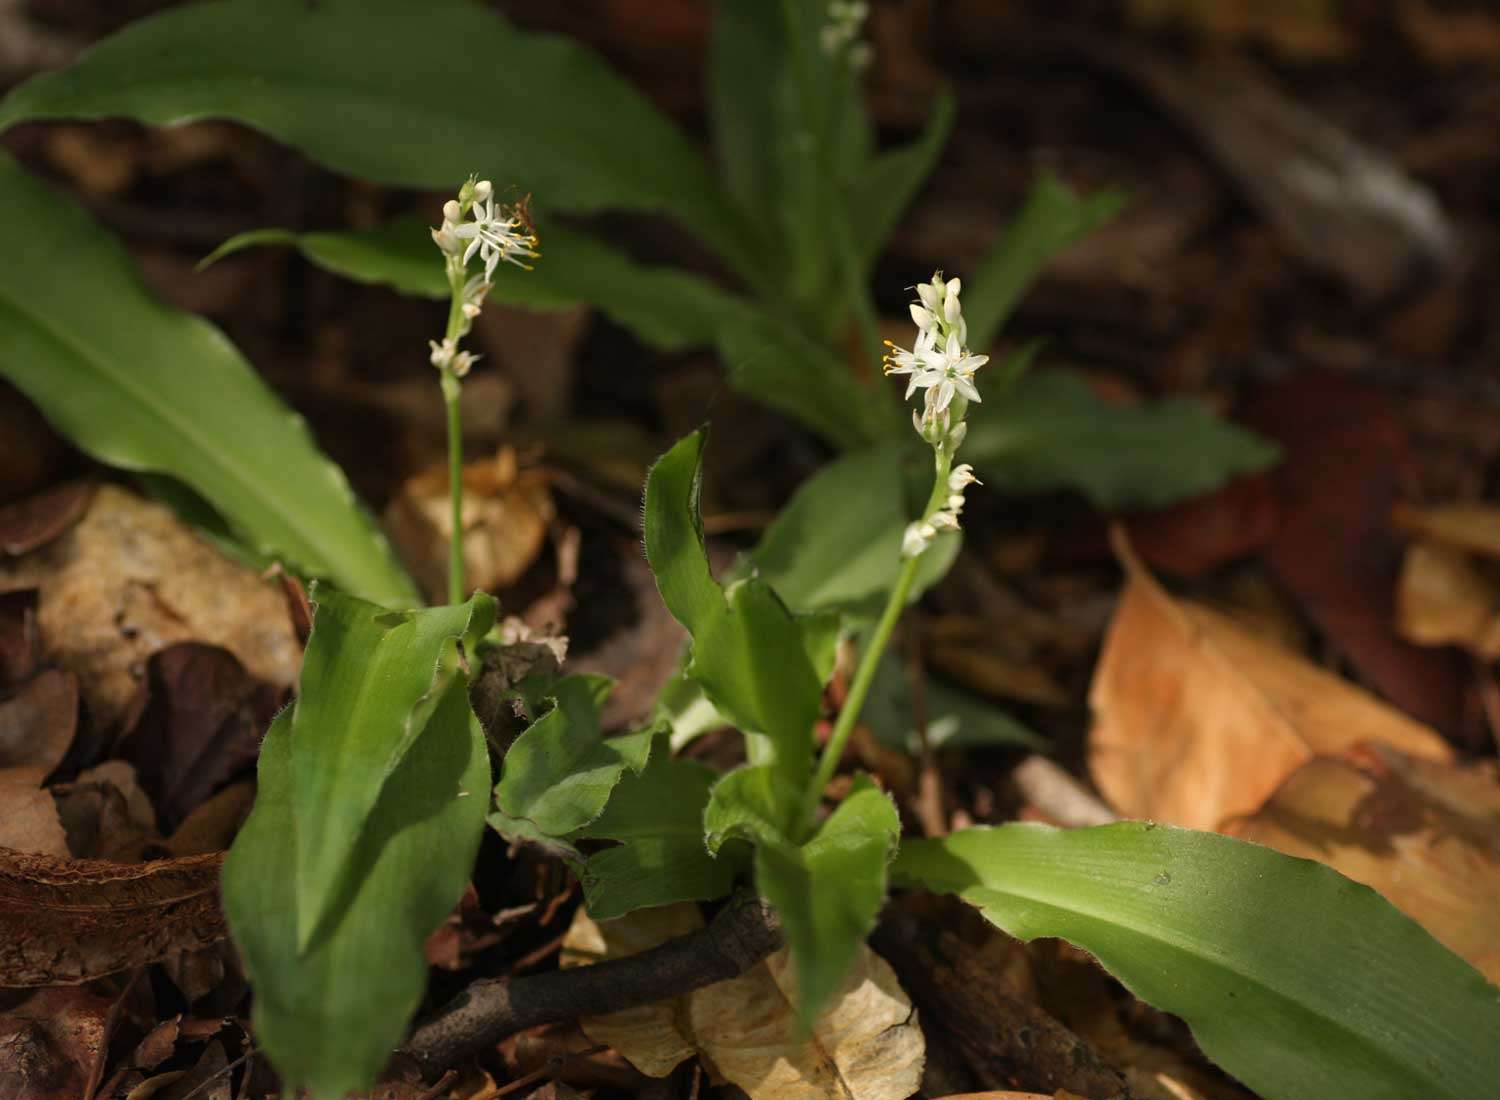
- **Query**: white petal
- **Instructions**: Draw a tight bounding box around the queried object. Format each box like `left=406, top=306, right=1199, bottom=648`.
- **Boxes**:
left=954, top=375, right=982, bottom=403
left=944, top=331, right=962, bottom=360
left=933, top=379, right=955, bottom=412
left=917, top=284, right=941, bottom=311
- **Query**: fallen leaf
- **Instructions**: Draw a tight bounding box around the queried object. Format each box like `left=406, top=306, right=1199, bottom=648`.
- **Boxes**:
left=0, top=587, right=39, bottom=687
left=1225, top=743, right=1500, bottom=982
left=0, top=480, right=95, bottom=556
left=0, top=666, right=78, bottom=773
left=0, top=485, right=300, bottom=729
left=563, top=903, right=926, bottom=1100
left=1394, top=540, right=1500, bottom=657
left=0, top=766, right=68, bottom=856
left=162, top=781, right=255, bottom=857
left=1392, top=500, right=1500, bottom=560
left=0, top=987, right=114, bottom=1100
left=561, top=902, right=702, bottom=1076
left=384, top=448, right=555, bottom=605
left=0, top=847, right=224, bottom=985
left=158, top=1038, right=230, bottom=1100
left=116, top=643, right=282, bottom=826
left=1242, top=374, right=1465, bottom=734
left=132, top=1016, right=183, bottom=1071
left=54, top=760, right=161, bottom=861
left=1088, top=532, right=1453, bottom=829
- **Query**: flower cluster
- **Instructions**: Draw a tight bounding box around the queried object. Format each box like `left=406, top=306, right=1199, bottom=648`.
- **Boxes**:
left=821, top=0, right=872, bottom=68
left=428, top=177, right=539, bottom=380
left=884, top=273, right=988, bottom=446
left=885, top=273, right=987, bottom=558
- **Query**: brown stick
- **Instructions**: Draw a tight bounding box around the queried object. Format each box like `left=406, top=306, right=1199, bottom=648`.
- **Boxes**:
left=402, top=892, right=781, bottom=1079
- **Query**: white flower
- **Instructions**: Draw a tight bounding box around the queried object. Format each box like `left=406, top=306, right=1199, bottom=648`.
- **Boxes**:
left=883, top=326, right=937, bottom=385
left=929, top=510, right=960, bottom=532
left=901, top=521, right=932, bottom=558
left=429, top=338, right=457, bottom=370
left=910, top=331, right=988, bottom=413
left=948, top=464, right=980, bottom=491
left=454, top=194, right=539, bottom=280
left=948, top=494, right=966, bottom=513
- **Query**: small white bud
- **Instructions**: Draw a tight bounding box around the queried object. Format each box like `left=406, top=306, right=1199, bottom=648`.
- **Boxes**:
left=443, top=199, right=462, bottom=223
left=945, top=277, right=961, bottom=299
left=429, top=338, right=456, bottom=370
left=944, top=294, right=962, bottom=325
left=917, top=282, right=942, bottom=311
left=948, top=422, right=968, bottom=450
left=451, top=350, right=479, bottom=377
left=948, top=494, right=966, bottom=513
left=929, top=510, right=960, bottom=532
left=910, top=303, right=936, bottom=329
left=901, top=522, right=931, bottom=558
left=473, top=179, right=493, bottom=202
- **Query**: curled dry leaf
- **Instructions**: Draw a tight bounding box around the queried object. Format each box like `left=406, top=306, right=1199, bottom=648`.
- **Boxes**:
left=0, top=847, right=224, bottom=985
left=562, top=904, right=926, bottom=1100
left=0, top=986, right=114, bottom=1100
left=1394, top=540, right=1500, bottom=657
left=0, top=485, right=300, bottom=729
left=1088, top=531, right=1452, bottom=830
left=0, top=766, right=69, bottom=856
left=0, top=479, right=94, bottom=556
left=384, top=447, right=554, bottom=605
left=1225, top=743, right=1500, bottom=983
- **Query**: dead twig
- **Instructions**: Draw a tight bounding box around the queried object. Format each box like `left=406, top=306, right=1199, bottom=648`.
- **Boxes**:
left=402, top=891, right=781, bottom=1079
left=1011, top=755, right=1118, bottom=827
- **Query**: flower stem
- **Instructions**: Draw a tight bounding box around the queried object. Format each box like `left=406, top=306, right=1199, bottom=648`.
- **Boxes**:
left=441, top=368, right=464, bottom=606
left=441, top=258, right=467, bottom=607
left=799, top=444, right=954, bottom=837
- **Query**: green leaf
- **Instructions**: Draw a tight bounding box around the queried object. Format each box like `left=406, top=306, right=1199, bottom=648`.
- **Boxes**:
left=964, top=370, right=1280, bottom=509
left=863, top=650, right=1046, bottom=753
left=489, top=675, right=655, bottom=840
left=223, top=686, right=488, bottom=1099
left=572, top=732, right=745, bottom=919
left=643, top=431, right=826, bottom=821
left=716, top=315, right=897, bottom=450
left=206, top=217, right=758, bottom=353
left=709, top=0, right=783, bottom=220
left=895, top=822, right=1500, bottom=1100
left=290, top=588, right=495, bottom=950
left=0, top=0, right=765, bottom=287
left=750, top=442, right=959, bottom=619
left=963, top=174, right=1128, bottom=350
left=0, top=151, right=416, bottom=606
left=707, top=771, right=900, bottom=1026
left=848, top=91, right=956, bottom=271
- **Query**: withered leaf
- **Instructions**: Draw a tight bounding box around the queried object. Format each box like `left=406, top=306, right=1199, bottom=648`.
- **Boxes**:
left=1089, top=533, right=1452, bottom=829
left=1225, top=744, right=1500, bottom=983
left=564, top=904, right=926, bottom=1100
left=0, top=666, right=77, bottom=773
left=0, top=766, right=68, bottom=856
left=0, top=847, right=224, bottom=985
left=0, top=986, right=114, bottom=1100
left=0, top=486, right=300, bottom=729
left=0, top=479, right=94, bottom=556
left=1394, top=540, right=1500, bottom=658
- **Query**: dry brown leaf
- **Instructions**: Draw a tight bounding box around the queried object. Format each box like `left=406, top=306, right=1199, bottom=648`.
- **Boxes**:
left=55, top=760, right=162, bottom=860
left=384, top=448, right=554, bottom=604
left=0, top=486, right=300, bottom=729
left=0, top=666, right=77, bottom=773
left=0, top=766, right=68, bottom=856
left=1225, top=743, right=1500, bottom=982
left=0, top=847, right=224, bottom=985
left=1088, top=533, right=1452, bottom=829
left=561, top=901, right=702, bottom=1076
left=0, top=986, right=114, bottom=1100
left=1395, top=540, right=1500, bottom=657
left=1391, top=501, right=1500, bottom=560
left=1398, top=0, right=1500, bottom=66
left=563, top=904, right=925, bottom=1100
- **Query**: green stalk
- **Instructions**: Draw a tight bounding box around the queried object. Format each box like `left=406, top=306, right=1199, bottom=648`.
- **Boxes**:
left=800, top=442, right=954, bottom=836
left=441, top=259, right=467, bottom=607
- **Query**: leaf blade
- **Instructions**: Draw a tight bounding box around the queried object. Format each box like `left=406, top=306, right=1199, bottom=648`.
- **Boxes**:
left=0, top=152, right=417, bottom=605
left=895, top=822, right=1500, bottom=1100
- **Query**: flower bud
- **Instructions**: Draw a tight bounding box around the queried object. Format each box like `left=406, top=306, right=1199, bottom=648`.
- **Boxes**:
left=901, top=522, right=932, bottom=558
left=443, top=199, right=462, bottom=224
left=474, top=179, right=493, bottom=202
left=910, top=303, right=936, bottom=329
left=948, top=494, right=966, bottom=513
left=948, top=464, right=980, bottom=490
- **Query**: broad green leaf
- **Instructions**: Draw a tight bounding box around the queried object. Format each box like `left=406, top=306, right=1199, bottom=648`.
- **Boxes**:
left=963, top=174, right=1128, bottom=350
left=964, top=370, right=1279, bottom=508
left=895, top=822, right=1500, bottom=1100
left=863, top=650, right=1046, bottom=753
left=0, top=0, right=766, bottom=287
left=572, top=733, right=745, bottom=919
left=489, top=675, right=655, bottom=840
left=716, top=315, right=897, bottom=450
left=290, top=588, right=495, bottom=950
left=222, top=682, right=488, bottom=1098
left=643, top=431, right=825, bottom=819
left=750, top=442, right=959, bottom=619
left=0, top=152, right=416, bottom=606
left=709, top=0, right=783, bottom=220
left=707, top=771, right=900, bottom=1026
left=205, top=217, right=758, bottom=353
left=848, top=91, right=956, bottom=271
